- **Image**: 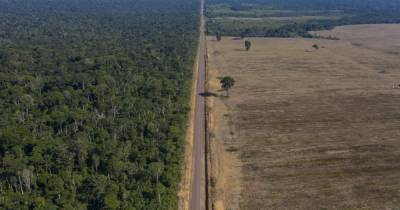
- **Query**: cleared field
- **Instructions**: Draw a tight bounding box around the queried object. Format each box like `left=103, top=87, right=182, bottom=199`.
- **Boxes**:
left=313, top=24, right=400, bottom=55
left=206, top=24, right=400, bottom=209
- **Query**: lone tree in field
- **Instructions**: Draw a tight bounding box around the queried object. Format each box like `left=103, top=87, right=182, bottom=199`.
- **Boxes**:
left=245, top=40, right=251, bottom=51
left=216, top=32, right=222, bottom=41
left=220, top=76, right=235, bottom=96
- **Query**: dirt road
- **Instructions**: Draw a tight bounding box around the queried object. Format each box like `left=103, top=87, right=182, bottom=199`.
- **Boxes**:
left=189, top=0, right=206, bottom=209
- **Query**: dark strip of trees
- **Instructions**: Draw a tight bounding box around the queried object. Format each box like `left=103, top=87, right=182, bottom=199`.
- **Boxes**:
left=206, top=0, right=400, bottom=38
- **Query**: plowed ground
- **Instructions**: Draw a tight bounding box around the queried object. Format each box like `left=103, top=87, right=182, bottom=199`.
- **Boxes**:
left=207, top=24, right=400, bottom=209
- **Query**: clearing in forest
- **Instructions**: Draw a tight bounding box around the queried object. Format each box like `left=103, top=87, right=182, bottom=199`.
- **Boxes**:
left=206, top=24, right=400, bottom=209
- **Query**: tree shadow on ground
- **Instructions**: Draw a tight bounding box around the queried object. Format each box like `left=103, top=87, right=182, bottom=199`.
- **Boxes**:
left=199, top=91, right=219, bottom=97
left=232, top=37, right=243, bottom=40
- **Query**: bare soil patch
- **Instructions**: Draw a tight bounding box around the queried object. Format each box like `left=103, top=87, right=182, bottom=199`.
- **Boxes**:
left=178, top=45, right=199, bottom=210
left=313, top=24, right=400, bottom=55
left=207, top=24, right=400, bottom=209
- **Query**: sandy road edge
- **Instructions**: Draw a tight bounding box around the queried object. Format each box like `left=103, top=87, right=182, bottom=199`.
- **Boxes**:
left=178, top=43, right=200, bottom=210
left=205, top=38, right=218, bottom=210
left=205, top=36, right=244, bottom=210
left=204, top=39, right=213, bottom=210
left=204, top=36, right=219, bottom=210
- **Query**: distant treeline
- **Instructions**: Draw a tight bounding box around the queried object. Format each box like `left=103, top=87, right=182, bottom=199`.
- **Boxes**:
left=263, top=13, right=400, bottom=38
left=0, top=0, right=199, bottom=209
left=208, top=0, right=400, bottom=12
left=207, top=0, right=400, bottom=37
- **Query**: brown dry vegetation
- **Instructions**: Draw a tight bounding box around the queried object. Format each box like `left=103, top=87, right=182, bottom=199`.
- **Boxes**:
left=178, top=45, right=199, bottom=210
left=206, top=24, right=400, bottom=209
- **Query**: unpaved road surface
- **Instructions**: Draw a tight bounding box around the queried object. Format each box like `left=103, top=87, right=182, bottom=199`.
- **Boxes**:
left=189, top=0, right=206, bottom=209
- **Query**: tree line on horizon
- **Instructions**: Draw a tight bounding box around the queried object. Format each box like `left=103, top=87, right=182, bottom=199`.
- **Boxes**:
left=207, top=0, right=400, bottom=38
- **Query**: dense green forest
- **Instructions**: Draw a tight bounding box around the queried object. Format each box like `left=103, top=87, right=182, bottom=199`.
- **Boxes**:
left=0, top=0, right=199, bottom=209
left=206, top=0, right=400, bottom=37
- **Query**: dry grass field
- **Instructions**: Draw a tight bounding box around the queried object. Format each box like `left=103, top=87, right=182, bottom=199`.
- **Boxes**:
left=206, top=24, right=400, bottom=210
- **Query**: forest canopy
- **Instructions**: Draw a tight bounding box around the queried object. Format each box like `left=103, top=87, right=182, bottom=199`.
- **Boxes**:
left=0, top=0, right=199, bottom=209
